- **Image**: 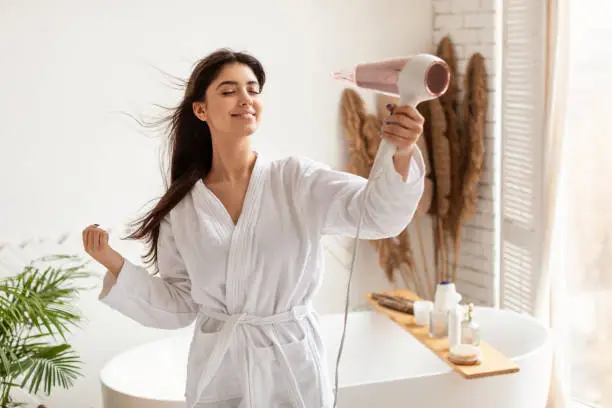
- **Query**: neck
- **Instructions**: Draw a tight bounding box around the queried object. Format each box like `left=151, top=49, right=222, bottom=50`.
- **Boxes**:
left=207, top=135, right=256, bottom=184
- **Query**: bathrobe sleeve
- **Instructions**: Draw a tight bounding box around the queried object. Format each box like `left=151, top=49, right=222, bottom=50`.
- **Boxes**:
left=98, top=216, right=199, bottom=329
left=295, top=145, right=425, bottom=239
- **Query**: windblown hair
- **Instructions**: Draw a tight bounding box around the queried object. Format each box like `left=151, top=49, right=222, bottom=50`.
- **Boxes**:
left=123, top=48, right=266, bottom=271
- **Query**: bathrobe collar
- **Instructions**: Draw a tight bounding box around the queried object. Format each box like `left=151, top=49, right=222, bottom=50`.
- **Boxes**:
left=192, top=152, right=268, bottom=314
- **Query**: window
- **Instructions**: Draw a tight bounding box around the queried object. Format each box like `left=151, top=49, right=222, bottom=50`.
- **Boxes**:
left=500, top=0, right=547, bottom=316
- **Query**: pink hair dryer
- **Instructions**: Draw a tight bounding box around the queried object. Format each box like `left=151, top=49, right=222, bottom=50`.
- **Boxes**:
left=333, top=54, right=450, bottom=179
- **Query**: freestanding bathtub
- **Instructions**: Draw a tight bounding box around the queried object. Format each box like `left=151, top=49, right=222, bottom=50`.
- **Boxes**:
left=100, top=307, right=552, bottom=408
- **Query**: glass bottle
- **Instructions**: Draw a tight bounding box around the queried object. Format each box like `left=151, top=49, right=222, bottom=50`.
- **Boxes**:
left=461, top=303, right=480, bottom=346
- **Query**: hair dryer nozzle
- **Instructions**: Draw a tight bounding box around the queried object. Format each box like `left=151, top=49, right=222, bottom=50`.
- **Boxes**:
left=331, top=69, right=355, bottom=83
left=424, top=61, right=450, bottom=96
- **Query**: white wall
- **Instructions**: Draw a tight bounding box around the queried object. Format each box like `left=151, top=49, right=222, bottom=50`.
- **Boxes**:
left=0, top=1, right=433, bottom=407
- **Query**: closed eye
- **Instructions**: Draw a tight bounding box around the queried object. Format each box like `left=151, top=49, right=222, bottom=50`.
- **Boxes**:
left=222, top=90, right=260, bottom=96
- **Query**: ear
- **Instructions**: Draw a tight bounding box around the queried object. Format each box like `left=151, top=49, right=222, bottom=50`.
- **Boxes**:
left=192, top=101, right=207, bottom=122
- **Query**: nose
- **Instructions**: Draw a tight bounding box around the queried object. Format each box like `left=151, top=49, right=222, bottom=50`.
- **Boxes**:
left=239, top=89, right=254, bottom=107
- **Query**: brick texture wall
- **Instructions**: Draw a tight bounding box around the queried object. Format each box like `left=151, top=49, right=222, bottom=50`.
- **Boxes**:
left=431, top=0, right=500, bottom=307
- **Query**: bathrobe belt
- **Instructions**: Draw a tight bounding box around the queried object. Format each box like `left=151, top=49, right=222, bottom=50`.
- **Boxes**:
left=193, top=304, right=313, bottom=408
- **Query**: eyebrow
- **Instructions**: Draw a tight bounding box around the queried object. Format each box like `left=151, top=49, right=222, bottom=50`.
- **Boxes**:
left=216, top=80, right=259, bottom=89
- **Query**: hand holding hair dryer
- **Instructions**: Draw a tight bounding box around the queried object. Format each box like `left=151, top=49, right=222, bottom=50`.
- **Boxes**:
left=332, top=53, right=450, bottom=179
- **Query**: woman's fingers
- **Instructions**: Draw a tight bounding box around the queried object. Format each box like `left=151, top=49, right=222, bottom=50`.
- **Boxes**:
left=381, top=122, right=422, bottom=140
left=88, top=229, right=96, bottom=252
left=391, top=105, right=425, bottom=123
left=82, top=224, right=106, bottom=253
left=383, top=104, right=424, bottom=139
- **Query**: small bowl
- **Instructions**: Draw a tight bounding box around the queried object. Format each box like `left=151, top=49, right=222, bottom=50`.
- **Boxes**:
left=448, top=344, right=481, bottom=365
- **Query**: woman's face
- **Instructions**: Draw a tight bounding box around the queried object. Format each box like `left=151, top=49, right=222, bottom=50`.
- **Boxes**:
left=193, top=62, right=262, bottom=137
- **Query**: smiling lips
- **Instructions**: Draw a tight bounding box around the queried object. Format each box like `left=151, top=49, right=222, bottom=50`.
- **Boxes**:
left=231, top=111, right=256, bottom=120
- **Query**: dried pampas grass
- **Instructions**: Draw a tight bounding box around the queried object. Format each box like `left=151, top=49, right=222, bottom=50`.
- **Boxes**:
left=339, top=43, right=488, bottom=293
left=436, top=36, right=459, bottom=109
left=449, top=53, right=487, bottom=281
left=435, top=35, right=465, bottom=284
left=428, top=36, right=487, bottom=283
left=342, top=89, right=369, bottom=178
left=362, top=114, right=382, bottom=167
left=460, top=53, right=487, bottom=223
left=436, top=36, right=463, bottom=223
left=429, top=98, right=451, bottom=217
left=426, top=98, right=451, bottom=283
left=341, top=89, right=427, bottom=296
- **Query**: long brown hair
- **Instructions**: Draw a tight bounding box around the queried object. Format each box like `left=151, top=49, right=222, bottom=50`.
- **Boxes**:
left=123, top=48, right=266, bottom=271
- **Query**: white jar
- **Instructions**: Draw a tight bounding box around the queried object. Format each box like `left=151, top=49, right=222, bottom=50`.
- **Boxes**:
left=434, top=281, right=462, bottom=311
left=413, top=300, right=433, bottom=326
left=447, top=305, right=464, bottom=348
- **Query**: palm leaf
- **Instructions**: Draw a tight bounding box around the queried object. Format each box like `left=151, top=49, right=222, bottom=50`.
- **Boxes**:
left=18, top=344, right=82, bottom=395
left=0, top=254, right=91, bottom=406
left=0, top=255, right=92, bottom=340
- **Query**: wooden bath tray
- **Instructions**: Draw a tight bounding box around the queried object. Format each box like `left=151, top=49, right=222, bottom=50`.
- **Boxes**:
left=366, top=289, right=520, bottom=379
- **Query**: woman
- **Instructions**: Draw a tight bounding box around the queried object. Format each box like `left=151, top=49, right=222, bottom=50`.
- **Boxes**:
left=82, top=48, right=425, bottom=408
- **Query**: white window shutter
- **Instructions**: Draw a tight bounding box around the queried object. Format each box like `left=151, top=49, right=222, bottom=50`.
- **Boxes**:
left=500, top=0, right=548, bottom=314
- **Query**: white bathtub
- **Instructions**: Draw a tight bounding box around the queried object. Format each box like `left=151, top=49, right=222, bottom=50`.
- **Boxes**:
left=100, top=307, right=552, bottom=408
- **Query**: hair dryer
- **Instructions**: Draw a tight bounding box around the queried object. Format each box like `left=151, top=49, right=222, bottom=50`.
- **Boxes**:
left=330, top=54, right=450, bottom=408
left=333, top=53, right=450, bottom=179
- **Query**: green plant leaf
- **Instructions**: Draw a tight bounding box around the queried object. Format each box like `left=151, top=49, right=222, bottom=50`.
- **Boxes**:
left=0, top=254, right=91, bottom=406
left=19, top=343, right=83, bottom=396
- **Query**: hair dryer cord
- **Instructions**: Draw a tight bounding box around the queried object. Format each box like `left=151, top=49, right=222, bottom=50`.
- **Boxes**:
left=332, top=176, right=377, bottom=408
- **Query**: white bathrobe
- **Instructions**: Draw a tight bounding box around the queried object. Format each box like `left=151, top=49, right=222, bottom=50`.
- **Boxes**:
left=99, top=147, right=425, bottom=408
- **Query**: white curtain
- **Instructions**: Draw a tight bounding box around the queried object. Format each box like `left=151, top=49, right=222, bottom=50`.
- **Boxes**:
left=564, top=0, right=612, bottom=403
left=533, top=0, right=571, bottom=406
left=535, top=0, right=612, bottom=406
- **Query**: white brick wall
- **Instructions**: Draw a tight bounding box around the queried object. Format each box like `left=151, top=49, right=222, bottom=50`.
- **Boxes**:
left=431, top=0, right=500, bottom=307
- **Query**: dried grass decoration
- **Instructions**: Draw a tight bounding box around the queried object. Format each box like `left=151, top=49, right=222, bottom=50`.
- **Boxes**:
left=428, top=98, right=452, bottom=284
left=340, top=42, right=487, bottom=294
left=450, top=52, right=487, bottom=281
left=434, top=36, right=462, bottom=283
left=341, top=89, right=370, bottom=178
left=340, top=89, right=427, bottom=297
left=426, top=37, right=487, bottom=283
